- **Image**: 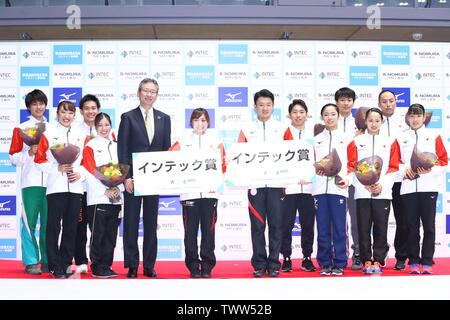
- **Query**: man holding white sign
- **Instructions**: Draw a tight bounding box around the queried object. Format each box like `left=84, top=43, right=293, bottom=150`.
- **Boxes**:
left=236, top=89, right=290, bottom=278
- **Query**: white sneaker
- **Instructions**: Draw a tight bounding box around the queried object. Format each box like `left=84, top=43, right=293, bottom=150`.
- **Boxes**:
left=76, top=264, right=89, bottom=274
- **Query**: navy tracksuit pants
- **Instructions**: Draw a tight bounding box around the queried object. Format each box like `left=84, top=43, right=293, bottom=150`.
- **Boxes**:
left=314, top=194, right=348, bottom=268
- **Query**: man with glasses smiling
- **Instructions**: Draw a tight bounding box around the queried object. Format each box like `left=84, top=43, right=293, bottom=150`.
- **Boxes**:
left=118, top=78, right=171, bottom=278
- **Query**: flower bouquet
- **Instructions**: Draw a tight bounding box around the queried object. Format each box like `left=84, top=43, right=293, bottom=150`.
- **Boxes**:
left=314, top=148, right=343, bottom=185
left=355, top=155, right=383, bottom=196
left=94, top=162, right=130, bottom=203
left=314, top=123, right=325, bottom=136
left=407, top=146, right=438, bottom=180
left=19, top=122, right=46, bottom=146
left=354, top=107, right=370, bottom=131
left=50, top=142, right=80, bottom=165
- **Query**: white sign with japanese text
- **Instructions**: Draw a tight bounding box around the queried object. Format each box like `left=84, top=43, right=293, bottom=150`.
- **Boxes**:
left=225, top=139, right=315, bottom=189
left=132, top=148, right=223, bottom=196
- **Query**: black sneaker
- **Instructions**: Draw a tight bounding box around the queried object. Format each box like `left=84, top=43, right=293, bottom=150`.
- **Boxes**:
left=281, top=256, right=292, bottom=272
left=351, top=255, right=363, bottom=270
left=52, top=271, right=70, bottom=279
left=107, top=269, right=119, bottom=278
left=331, top=266, right=344, bottom=276
left=92, top=269, right=115, bottom=279
left=190, top=269, right=201, bottom=278
left=267, top=270, right=279, bottom=277
left=394, top=260, right=406, bottom=271
left=201, top=270, right=211, bottom=278
left=320, top=266, right=332, bottom=276
left=253, top=269, right=265, bottom=278
left=301, top=257, right=316, bottom=272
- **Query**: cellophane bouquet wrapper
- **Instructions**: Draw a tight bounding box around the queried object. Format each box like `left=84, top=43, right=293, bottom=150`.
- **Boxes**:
left=50, top=143, right=80, bottom=165
left=19, top=122, right=46, bottom=146
left=355, top=155, right=383, bottom=186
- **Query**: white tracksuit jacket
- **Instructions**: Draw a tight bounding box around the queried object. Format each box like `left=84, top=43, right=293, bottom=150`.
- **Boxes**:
left=82, top=135, right=124, bottom=206
left=312, top=128, right=351, bottom=197
left=9, top=116, right=48, bottom=188
left=398, top=126, right=448, bottom=195
left=34, top=122, right=86, bottom=195
left=347, top=132, right=401, bottom=200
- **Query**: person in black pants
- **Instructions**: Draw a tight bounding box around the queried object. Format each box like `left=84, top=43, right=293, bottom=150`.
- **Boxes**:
left=280, top=99, right=316, bottom=272
left=399, top=103, right=448, bottom=274
left=348, top=108, right=401, bottom=274
left=117, top=78, right=171, bottom=278
left=169, top=108, right=224, bottom=278
left=237, top=89, right=288, bottom=278
left=82, top=112, right=122, bottom=278
left=34, top=101, right=85, bottom=278
left=378, top=90, right=409, bottom=270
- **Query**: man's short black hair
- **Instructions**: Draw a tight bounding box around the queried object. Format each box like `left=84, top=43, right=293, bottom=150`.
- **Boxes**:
left=288, top=99, right=308, bottom=114
left=254, top=89, right=274, bottom=105
left=25, top=89, right=48, bottom=110
left=79, top=94, right=101, bottom=110
left=378, top=89, right=396, bottom=102
left=334, top=87, right=356, bottom=102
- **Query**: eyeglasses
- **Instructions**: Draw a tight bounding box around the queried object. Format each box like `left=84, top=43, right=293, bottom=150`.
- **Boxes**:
left=140, top=89, right=159, bottom=95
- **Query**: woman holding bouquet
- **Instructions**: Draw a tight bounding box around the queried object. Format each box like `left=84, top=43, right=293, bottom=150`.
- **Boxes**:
left=399, top=104, right=448, bottom=274
left=347, top=108, right=401, bottom=274
left=81, top=112, right=123, bottom=278
left=313, top=103, right=350, bottom=276
left=169, top=108, right=225, bottom=278
left=35, top=101, right=86, bottom=278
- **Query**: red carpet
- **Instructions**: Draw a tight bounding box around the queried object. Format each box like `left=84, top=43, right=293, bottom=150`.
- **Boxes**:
left=1, top=258, right=450, bottom=279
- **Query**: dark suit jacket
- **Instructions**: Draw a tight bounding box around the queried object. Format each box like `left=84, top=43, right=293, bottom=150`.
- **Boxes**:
left=117, top=106, right=171, bottom=179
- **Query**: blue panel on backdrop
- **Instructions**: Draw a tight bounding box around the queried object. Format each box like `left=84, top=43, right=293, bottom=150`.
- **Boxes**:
left=0, top=239, right=16, bottom=259
left=218, top=44, right=248, bottom=64
left=20, top=66, right=50, bottom=86
left=218, top=87, right=248, bottom=107
left=53, top=45, right=83, bottom=64
left=349, top=66, right=378, bottom=86
left=381, top=45, right=410, bottom=65
left=381, top=87, right=410, bottom=107
left=185, top=66, right=215, bottom=86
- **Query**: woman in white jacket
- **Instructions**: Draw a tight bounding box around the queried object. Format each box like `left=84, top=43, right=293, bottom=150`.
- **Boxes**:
left=399, top=104, right=448, bottom=274
left=35, top=101, right=86, bottom=278
left=313, top=103, right=350, bottom=276
left=347, top=108, right=401, bottom=274
left=170, top=108, right=225, bottom=278
left=81, top=112, right=122, bottom=278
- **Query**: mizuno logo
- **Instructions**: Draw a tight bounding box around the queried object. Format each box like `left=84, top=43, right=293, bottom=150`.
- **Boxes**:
left=59, top=92, right=77, bottom=100
left=0, top=201, right=11, bottom=208
left=225, top=92, right=242, bottom=99
left=160, top=200, right=175, bottom=208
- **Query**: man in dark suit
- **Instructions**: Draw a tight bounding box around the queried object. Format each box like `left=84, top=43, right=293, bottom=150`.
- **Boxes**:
left=117, top=78, right=171, bottom=278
